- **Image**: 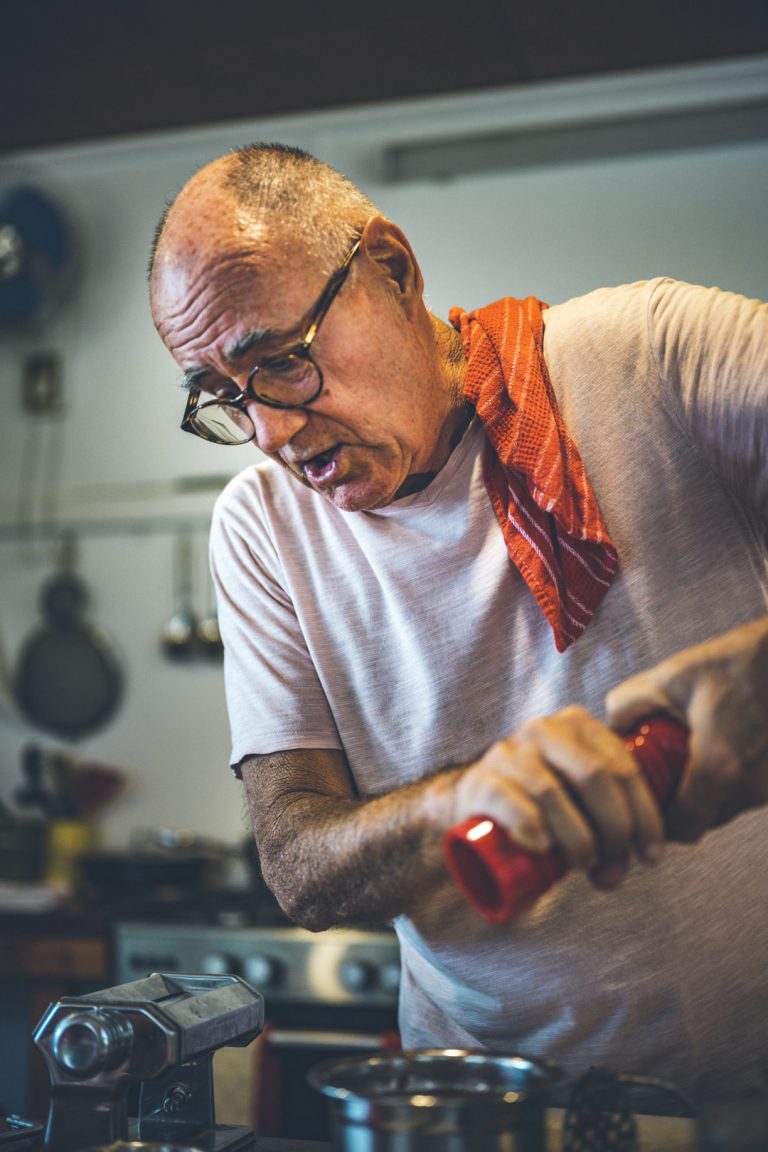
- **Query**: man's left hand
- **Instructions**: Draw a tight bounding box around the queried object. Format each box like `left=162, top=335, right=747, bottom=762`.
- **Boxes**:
left=606, top=616, right=768, bottom=841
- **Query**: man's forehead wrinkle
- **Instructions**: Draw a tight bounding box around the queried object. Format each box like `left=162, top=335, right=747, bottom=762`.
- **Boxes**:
left=153, top=204, right=322, bottom=373
left=182, top=245, right=268, bottom=304
left=157, top=248, right=271, bottom=344
left=155, top=275, right=218, bottom=348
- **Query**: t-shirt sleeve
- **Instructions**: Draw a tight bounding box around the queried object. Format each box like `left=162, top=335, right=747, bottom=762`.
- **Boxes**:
left=209, top=474, right=342, bottom=771
left=647, top=279, right=768, bottom=522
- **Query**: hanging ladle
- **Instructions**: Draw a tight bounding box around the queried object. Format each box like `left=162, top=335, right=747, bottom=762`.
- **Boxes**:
left=196, top=564, right=224, bottom=660
left=161, top=531, right=198, bottom=660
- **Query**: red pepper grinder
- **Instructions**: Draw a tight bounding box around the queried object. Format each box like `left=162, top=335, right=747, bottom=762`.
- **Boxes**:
left=443, top=714, right=689, bottom=924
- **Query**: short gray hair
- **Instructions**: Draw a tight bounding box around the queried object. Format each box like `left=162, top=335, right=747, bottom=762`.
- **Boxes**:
left=226, top=143, right=378, bottom=270
left=149, top=142, right=378, bottom=279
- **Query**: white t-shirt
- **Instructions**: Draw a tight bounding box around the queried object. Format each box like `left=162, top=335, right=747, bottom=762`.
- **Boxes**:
left=210, top=279, right=768, bottom=1102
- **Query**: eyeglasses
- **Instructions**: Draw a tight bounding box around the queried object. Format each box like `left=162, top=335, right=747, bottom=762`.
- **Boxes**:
left=180, top=236, right=362, bottom=446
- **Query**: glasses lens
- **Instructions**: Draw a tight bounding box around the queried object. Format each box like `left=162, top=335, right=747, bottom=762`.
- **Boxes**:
left=187, top=400, right=254, bottom=445
left=251, top=354, right=321, bottom=407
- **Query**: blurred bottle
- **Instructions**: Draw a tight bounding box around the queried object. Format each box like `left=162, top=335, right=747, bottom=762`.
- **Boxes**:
left=45, top=818, right=96, bottom=891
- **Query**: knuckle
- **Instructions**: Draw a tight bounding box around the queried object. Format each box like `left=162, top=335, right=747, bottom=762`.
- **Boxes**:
left=517, top=716, right=545, bottom=743
left=526, top=775, right=561, bottom=805
left=518, top=705, right=590, bottom=744
left=485, top=734, right=519, bottom=763
left=578, top=757, right=605, bottom=786
left=579, top=759, right=617, bottom=792
left=559, top=704, right=591, bottom=725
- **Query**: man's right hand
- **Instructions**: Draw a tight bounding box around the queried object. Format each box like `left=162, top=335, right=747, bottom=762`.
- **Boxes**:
left=452, top=705, right=665, bottom=891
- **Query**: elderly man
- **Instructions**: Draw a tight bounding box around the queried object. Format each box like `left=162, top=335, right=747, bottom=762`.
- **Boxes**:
left=150, top=143, right=768, bottom=1105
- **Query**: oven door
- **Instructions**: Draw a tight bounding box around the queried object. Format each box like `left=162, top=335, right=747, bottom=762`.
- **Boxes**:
left=252, top=1001, right=400, bottom=1141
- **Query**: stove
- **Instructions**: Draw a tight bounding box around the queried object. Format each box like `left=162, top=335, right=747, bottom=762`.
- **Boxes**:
left=114, top=921, right=401, bottom=1008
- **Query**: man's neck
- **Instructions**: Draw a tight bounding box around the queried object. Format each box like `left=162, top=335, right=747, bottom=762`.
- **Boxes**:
left=394, top=402, right=472, bottom=500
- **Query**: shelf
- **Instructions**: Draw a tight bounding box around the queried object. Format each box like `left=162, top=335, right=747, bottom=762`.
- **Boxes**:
left=0, top=514, right=216, bottom=542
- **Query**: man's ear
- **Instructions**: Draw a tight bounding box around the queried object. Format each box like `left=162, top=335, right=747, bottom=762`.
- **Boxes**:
left=361, top=215, right=424, bottom=314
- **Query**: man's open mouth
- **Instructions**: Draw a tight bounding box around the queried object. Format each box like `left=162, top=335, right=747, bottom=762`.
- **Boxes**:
left=302, top=445, right=341, bottom=485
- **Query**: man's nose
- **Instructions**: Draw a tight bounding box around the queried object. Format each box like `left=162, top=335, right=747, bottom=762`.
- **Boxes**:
left=247, top=401, right=310, bottom=454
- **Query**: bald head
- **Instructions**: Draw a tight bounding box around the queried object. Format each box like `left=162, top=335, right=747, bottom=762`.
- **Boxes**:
left=149, top=143, right=378, bottom=288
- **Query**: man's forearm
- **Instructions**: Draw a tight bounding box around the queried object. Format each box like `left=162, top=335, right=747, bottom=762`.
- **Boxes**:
left=242, top=750, right=462, bottom=931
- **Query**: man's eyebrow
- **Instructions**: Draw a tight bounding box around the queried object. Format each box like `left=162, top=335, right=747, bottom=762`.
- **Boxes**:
left=179, top=323, right=297, bottom=391
left=179, top=327, right=282, bottom=391
left=180, top=367, right=209, bottom=392
left=225, top=327, right=282, bottom=363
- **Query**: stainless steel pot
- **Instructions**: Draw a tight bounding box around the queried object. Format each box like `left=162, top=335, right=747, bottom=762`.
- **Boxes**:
left=308, top=1048, right=559, bottom=1152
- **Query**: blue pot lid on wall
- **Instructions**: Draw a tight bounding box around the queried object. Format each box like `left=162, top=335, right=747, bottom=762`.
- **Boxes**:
left=0, top=185, right=78, bottom=329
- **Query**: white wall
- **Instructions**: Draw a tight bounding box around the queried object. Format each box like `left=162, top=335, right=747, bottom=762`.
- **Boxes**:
left=1, top=57, right=766, bottom=849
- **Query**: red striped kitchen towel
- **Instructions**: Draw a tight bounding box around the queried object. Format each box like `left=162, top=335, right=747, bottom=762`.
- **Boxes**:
left=450, top=296, right=618, bottom=652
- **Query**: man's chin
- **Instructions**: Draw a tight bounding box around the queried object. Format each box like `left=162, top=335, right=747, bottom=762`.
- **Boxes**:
left=325, top=486, right=395, bottom=513
left=320, top=475, right=402, bottom=513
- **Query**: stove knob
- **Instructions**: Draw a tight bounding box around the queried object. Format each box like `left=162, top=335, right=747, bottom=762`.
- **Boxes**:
left=200, top=952, right=239, bottom=976
left=379, top=960, right=401, bottom=993
left=51, top=1010, right=133, bottom=1077
left=339, top=958, right=375, bottom=993
left=243, top=953, right=281, bottom=988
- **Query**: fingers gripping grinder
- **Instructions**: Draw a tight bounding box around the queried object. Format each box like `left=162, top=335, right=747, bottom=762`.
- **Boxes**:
left=33, top=972, right=264, bottom=1151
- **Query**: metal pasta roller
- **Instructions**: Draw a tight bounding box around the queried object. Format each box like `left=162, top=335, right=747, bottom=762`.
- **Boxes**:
left=33, top=972, right=264, bottom=1151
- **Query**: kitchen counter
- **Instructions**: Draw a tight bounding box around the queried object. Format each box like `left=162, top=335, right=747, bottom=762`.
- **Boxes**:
left=0, top=903, right=702, bottom=1151
left=0, top=1104, right=702, bottom=1150
left=247, top=1110, right=698, bottom=1150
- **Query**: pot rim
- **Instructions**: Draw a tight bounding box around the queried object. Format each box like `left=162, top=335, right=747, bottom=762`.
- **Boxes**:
left=308, top=1047, right=561, bottom=1105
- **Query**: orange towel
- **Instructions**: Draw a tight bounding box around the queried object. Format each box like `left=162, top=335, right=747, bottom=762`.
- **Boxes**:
left=450, top=296, right=618, bottom=652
